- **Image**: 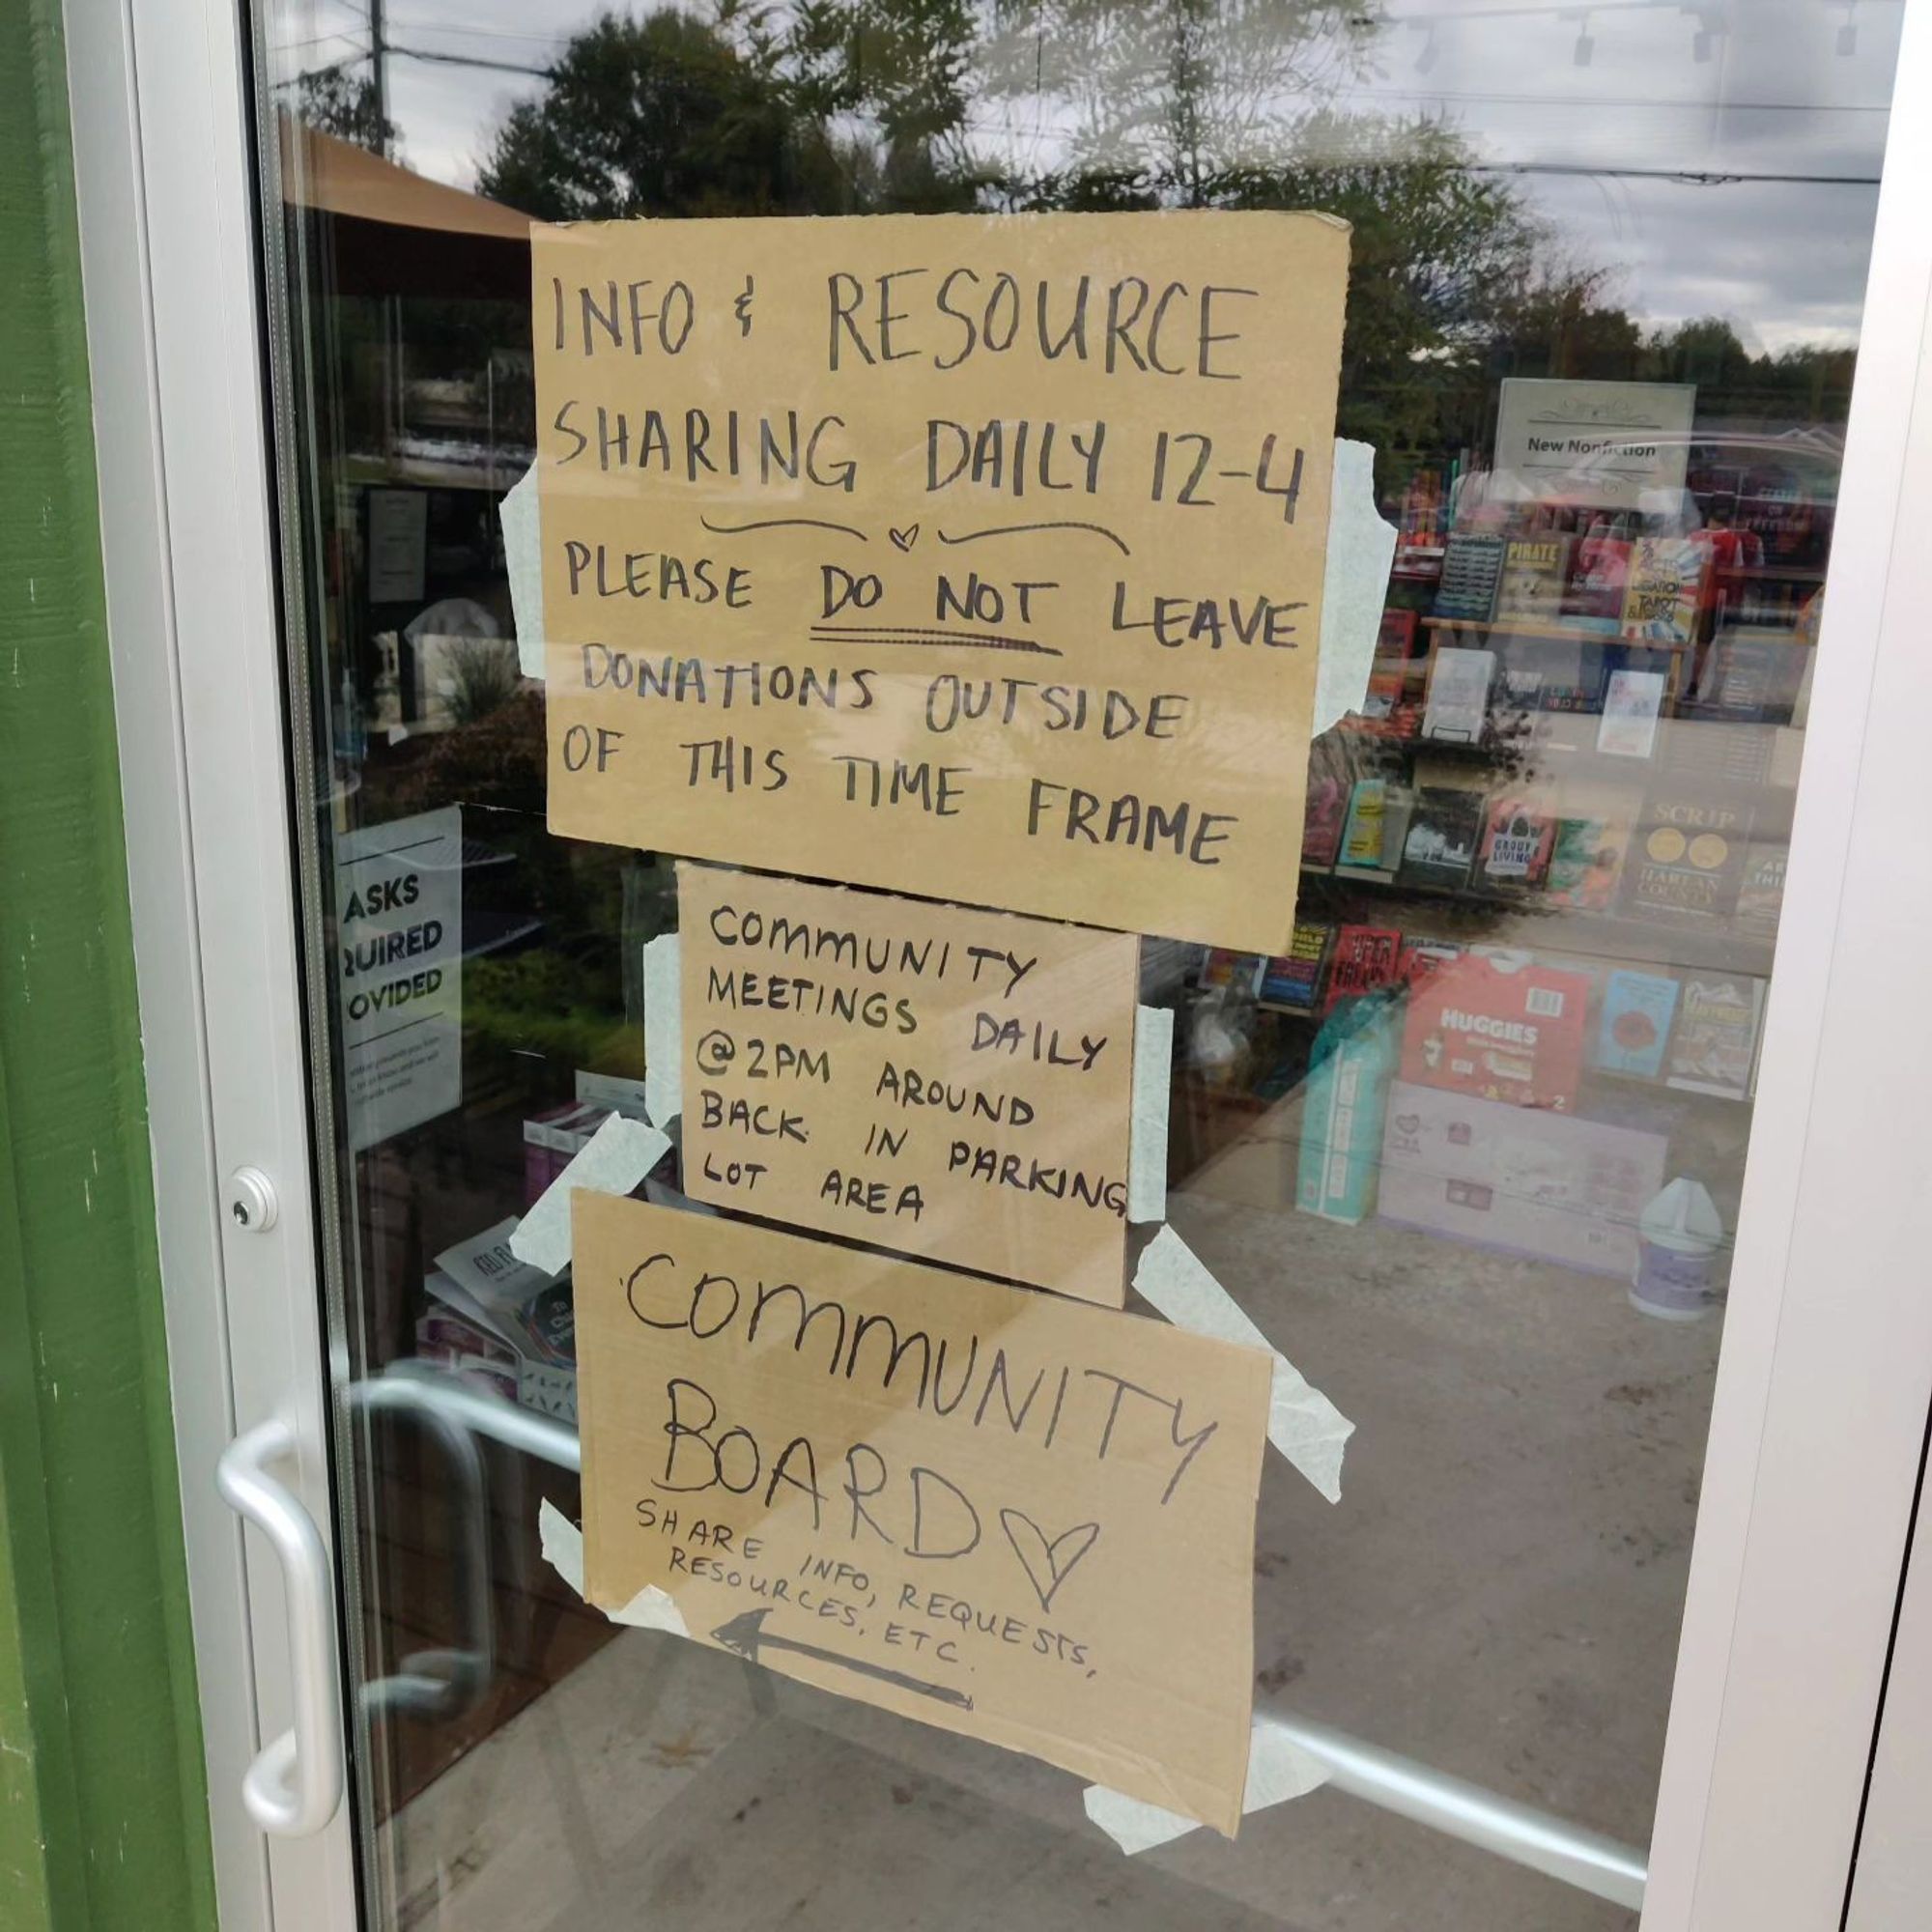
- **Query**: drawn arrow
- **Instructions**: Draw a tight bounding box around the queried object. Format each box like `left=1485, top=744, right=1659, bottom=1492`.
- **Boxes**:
left=710, top=1607, right=973, bottom=1711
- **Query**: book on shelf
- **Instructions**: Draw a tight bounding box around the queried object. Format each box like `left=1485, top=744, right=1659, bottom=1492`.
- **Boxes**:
left=1544, top=812, right=1629, bottom=911
left=1702, top=630, right=1809, bottom=723
left=1620, top=535, right=1708, bottom=646
left=1378, top=608, right=1420, bottom=658
left=1597, top=667, right=1667, bottom=757
left=1326, top=925, right=1406, bottom=1008
left=1594, top=969, right=1681, bottom=1079
left=1494, top=533, right=1575, bottom=625
left=1396, top=786, right=1486, bottom=892
left=1621, top=781, right=1755, bottom=923
left=1300, top=737, right=1350, bottom=867
left=1474, top=794, right=1557, bottom=893
left=1433, top=531, right=1506, bottom=620
left=1665, top=972, right=1768, bottom=1100
left=1201, top=949, right=1261, bottom=993
left=1337, top=778, right=1412, bottom=878
left=1397, top=936, right=1463, bottom=989
left=1422, top=646, right=1495, bottom=742
left=1731, top=840, right=1787, bottom=948
left=1259, top=923, right=1334, bottom=1012
left=1399, top=949, right=1595, bottom=1113
left=1356, top=666, right=1420, bottom=739
left=1560, top=527, right=1634, bottom=635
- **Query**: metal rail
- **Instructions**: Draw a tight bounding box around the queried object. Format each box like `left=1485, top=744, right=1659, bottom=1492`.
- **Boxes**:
left=371, top=1362, right=1647, bottom=1908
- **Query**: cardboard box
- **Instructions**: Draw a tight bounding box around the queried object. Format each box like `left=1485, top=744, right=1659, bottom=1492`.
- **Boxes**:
left=1400, top=950, right=1594, bottom=1113
left=1378, top=1080, right=1666, bottom=1277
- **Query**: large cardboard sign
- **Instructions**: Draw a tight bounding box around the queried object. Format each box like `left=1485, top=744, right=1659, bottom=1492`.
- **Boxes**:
left=335, top=806, right=463, bottom=1151
left=678, top=865, right=1138, bottom=1306
left=532, top=211, right=1349, bottom=952
left=576, top=1194, right=1271, bottom=1832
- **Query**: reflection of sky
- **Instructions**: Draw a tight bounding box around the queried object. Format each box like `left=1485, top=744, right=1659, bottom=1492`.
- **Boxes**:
left=271, top=0, right=1900, bottom=352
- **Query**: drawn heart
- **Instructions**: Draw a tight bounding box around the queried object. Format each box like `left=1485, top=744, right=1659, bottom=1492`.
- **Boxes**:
left=889, top=524, right=921, bottom=553
left=1395, top=1114, right=1420, bottom=1135
left=998, top=1509, right=1100, bottom=1614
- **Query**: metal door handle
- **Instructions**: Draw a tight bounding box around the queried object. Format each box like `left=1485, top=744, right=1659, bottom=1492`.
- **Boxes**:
left=215, top=1418, right=345, bottom=1836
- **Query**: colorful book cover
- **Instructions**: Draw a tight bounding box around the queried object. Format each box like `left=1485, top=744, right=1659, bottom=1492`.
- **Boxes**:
left=1396, top=787, right=1485, bottom=892
left=1475, top=795, right=1557, bottom=892
left=1732, top=840, right=1787, bottom=948
left=1325, top=925, right=1405, bottom=1009
left=1300, top=751, right=1349, bottom=867
left=1621, top=783, right=1755, bottom=923
left=1422, top=646, right=1495, bottom=742
left=1494, top=534, right=1574, bottom=625
left=1201, top=949, right=1259, bottom=993
left=1434, top=531, right=1506, bottom=621
left=1561, top=531, right=1634, bottom=634
left=1620, top=536, right=1707, bottom=645
left=1356, top=667, right=1419, bottom=739
left=1397, top=936, right=1463, bottom=989
left=1595, top=969, right=1680, bottom=1078
left=1378, top=608, right=1419, bottom=658
left=1259, top=923, right=1334, bottom=1012
left=1665, top=973, right=1768, bottom=1100
left=1399, top=951, right=1595, bottom=1112
left=1544, top=813, right=1628, bottom=911
left=1337, top=779, right=1410, bottom=875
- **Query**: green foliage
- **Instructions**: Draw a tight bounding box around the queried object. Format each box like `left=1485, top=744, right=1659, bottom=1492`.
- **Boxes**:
left=477, top=10, right=842, bottom=218
left=296, top=67, right=398, bottom=155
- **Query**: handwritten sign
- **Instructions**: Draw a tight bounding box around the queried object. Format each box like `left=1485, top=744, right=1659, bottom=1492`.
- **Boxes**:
left=532, top=211, right=1349, bottom=952
left=678, top=865, right=1138, bottom=1306
left=576, top=1193, right=1269, bottom=1832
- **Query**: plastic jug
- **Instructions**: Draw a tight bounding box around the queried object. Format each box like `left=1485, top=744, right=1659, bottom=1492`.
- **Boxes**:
left=1631, top=1177, right=1724, bottom=1321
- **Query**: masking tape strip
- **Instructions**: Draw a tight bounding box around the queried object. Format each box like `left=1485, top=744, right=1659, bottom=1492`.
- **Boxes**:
left=1084, top=1718, right=1331, bottom=1854
left=642, top=931, right=683, bottom=1127
left=509, top=1114, right=669, bottom=1274
left=539, top=1499, right=690, bottom=1637
left=500, top=464, right=545, bottom=681
left=1313, top=439, right=1399, bottom=737
left=1126, top=1005, right=1174, bottom=1225
left=1133, top=1225, right=1353, bottom=1503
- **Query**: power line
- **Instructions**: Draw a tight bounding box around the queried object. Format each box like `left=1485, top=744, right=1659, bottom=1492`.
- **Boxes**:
left=387, top=43, right=553, bottom=79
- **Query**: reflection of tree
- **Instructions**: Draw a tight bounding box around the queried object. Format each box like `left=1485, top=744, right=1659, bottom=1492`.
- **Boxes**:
left=477, top=11, right=842, bottom=219
left=980, top=0, right=1377, bottom=205
left=296, top=69, right=397, bottom=155
left=472, top=2, right=1859, bottom=447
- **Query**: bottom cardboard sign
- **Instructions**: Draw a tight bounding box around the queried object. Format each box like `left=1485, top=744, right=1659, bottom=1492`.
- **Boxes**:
left=575, top=1193, right=1271, bottom=1833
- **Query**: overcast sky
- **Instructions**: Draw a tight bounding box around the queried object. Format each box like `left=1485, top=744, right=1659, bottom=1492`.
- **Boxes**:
left=274, top=0, right=1902, bottom=353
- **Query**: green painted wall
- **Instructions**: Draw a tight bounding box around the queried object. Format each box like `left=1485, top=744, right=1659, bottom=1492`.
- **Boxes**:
left=0, top=3, right=218, bottom=1930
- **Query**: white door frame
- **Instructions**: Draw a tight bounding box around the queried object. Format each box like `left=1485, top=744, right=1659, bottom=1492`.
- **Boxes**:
left=64, top=0, right=1932, bottom=1926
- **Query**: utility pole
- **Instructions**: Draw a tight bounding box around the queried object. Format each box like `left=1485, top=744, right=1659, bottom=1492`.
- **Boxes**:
left=369, top=0, right=388, bottom=156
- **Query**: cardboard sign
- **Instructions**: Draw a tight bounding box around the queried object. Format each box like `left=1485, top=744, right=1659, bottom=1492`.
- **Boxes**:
left=335, top=806, right=463, bottom=1151
left=678, top=865, right=1138, bottom=1305
left=576, top=1194, right=1270, bottom=1833
left=531, top=211, right=1349, bottom=952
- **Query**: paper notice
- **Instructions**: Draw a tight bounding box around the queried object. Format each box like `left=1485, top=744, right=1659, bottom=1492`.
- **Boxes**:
left=678, top=865, right=1137, bottom=1305
left=531, top=211, right=1350, bottom=953
left=575, top=1194, right=1272, bottom=1833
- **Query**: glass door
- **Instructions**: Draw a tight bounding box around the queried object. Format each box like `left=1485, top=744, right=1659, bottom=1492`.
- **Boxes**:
left=206, top=1, right=1918, bottom=1927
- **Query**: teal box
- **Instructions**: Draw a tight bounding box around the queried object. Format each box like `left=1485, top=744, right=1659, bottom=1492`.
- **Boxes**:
left=1296, top=995, right=1404, bottom=1224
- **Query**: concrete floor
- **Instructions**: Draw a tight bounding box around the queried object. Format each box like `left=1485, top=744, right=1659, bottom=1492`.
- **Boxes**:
left=384, top=1100, right=1720, bottom=1931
